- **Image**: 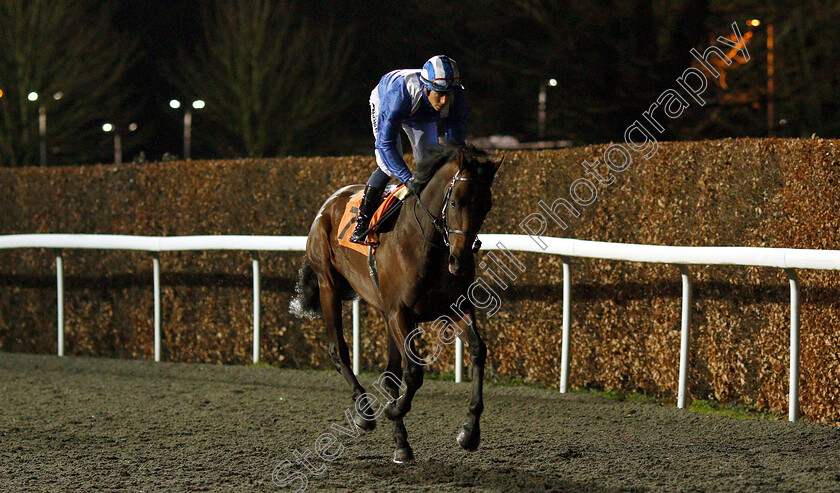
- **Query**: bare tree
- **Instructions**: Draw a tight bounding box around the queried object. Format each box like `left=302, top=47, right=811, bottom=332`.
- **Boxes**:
left=167, top=0, right=354, bottom=158
left=0, top=1, right=137, bottom=167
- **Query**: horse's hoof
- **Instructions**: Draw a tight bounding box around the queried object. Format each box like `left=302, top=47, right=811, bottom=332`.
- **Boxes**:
left=393, top=446, right=415, bottom=464
left=457, top=424, right=481, bottom=451
left=353, top=412, right=377, bottom=432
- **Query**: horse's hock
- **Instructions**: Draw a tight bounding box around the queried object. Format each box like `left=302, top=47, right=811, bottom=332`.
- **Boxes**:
left=2, top=138, right=840, bottom=424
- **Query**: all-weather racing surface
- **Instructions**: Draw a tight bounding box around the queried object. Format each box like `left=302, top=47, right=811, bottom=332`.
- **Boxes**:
left=2, top=353, right=839, bottom=492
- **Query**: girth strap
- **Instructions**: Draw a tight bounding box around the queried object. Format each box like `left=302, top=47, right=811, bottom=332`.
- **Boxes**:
left=368, top=245, right=380, bottom=290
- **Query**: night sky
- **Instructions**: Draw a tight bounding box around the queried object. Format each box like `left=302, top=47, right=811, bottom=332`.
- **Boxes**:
left=102, top=1, right=385, bottom=161
left=7, top=1, right=833, bottom=165
left=109, top=1, right=202, bottom=160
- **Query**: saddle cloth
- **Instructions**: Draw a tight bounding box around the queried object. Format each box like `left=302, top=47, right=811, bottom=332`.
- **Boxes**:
left=337, top=184, right=409, bottom=255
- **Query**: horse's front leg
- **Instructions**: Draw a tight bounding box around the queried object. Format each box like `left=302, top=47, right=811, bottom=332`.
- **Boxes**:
left=383, top=308, right=423, bottom=421
left=454, top=307, right=485, bottom=451
left=382, top=335, right=414, bottom=463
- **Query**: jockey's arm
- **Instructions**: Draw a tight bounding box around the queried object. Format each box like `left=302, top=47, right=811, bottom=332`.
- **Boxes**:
left=375, top=118, right=413, bottom=184
left=375, top=85, right=414, bottom=184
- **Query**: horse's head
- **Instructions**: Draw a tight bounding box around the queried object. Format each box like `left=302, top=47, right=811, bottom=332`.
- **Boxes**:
left=437, top=147, right=504, bottom=276
left=413, top=144, right=504, bottom=275
left=443, top=149, right=503, bottom=275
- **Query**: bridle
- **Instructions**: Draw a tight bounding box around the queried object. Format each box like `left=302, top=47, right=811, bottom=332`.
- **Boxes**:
left=412, top=168, right=483, bottom=252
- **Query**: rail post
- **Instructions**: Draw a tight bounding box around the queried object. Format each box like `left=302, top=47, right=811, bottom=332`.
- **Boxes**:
left=252, top=253, right=261, bottom=364
left=786, top=268, right=800, bottom=422
left=153, top=254, right=161, bottom=362
left=352, top=298, right=361, bottom=375
left=455, top=337, right=464, bottom=383
left=677, top=265, right=692, bottom=409
left=560, top=258, right=572, bottom=393
left=56, top=253, right=64, bottom=357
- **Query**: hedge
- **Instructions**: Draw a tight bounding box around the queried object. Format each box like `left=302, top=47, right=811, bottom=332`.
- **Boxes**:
left=2, top=138, right=839, bottom=424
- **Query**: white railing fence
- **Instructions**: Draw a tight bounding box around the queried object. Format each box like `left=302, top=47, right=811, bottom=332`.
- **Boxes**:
left=3, top=233, right=839, bottom=422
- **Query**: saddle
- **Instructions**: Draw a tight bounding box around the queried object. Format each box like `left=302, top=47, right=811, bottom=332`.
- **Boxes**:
left=337, top=184, right=409, bottom=256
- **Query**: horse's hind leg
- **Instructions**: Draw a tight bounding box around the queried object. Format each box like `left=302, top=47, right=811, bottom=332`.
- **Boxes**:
left=454, top=306, right=485, bottom=451
left=318, top=271, right=377, bottom=431
left=383, top=334, right=413, bottom=463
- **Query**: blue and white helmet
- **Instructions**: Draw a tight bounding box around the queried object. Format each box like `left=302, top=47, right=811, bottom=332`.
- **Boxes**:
left=420, top=55, right=461, bottom=92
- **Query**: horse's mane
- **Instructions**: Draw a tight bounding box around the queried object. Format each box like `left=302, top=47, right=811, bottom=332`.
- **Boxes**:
left=413, top=143, right=492, bottom=190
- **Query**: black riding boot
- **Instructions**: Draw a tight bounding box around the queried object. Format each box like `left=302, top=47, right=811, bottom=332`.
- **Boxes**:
left=349, top=185, right=383, bottom=243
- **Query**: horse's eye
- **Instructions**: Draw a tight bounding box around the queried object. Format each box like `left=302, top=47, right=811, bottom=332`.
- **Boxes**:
left=450, top=200, right=456, bottom=207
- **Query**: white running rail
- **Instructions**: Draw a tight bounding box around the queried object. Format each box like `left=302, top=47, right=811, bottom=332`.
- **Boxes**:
left=3, top=233, right=839, bottom=422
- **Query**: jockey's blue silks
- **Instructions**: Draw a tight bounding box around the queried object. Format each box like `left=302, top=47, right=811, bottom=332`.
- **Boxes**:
left=369, top=68, right=467, bottom=184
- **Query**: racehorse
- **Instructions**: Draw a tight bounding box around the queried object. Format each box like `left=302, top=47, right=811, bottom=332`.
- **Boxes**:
left=291, top=143, right=503, bottom=462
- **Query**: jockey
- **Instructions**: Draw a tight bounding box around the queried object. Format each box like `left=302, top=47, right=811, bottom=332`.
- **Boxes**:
left=349, top=55, right=467, bottom=244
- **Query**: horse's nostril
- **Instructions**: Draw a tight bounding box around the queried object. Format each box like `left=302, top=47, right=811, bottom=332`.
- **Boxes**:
left=449, top=254, right=459, bottom=267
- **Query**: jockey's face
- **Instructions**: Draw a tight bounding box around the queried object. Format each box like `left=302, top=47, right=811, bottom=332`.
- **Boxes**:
left=426, top=89, right=452, bottom=111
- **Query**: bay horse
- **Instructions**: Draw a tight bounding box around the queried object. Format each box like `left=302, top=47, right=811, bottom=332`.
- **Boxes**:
left=291, top=143, right=502, bottom=463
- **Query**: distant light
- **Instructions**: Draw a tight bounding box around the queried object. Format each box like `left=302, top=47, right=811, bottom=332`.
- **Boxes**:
left=170, top=99, right=181, bottom=109
left=28, top=92, right=39, bottom=101
left=192, top=100, right=205, bottom=109
left=53, top=92, right=64, bottom=101
left=748, top=19, right=760, bottom=26
left=548, top=78, right=558, bottom=87
left=128, top=123, right=138, bottom=132
left=102, top=123, right=114, bottom=132
left=0, top=89, right=4, bottom=98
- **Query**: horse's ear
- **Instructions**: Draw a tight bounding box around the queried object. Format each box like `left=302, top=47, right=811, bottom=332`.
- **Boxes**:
left=494, top=154, right=506, bottom=172
left=457, top=149, right=466, bottom=170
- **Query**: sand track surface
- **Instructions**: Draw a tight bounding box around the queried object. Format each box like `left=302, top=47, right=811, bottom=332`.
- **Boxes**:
left=1, top=353, right=839, bottom=492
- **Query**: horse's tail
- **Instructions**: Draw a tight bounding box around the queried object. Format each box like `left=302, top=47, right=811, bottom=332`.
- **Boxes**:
left=290, top=259, right=321, bottom=319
